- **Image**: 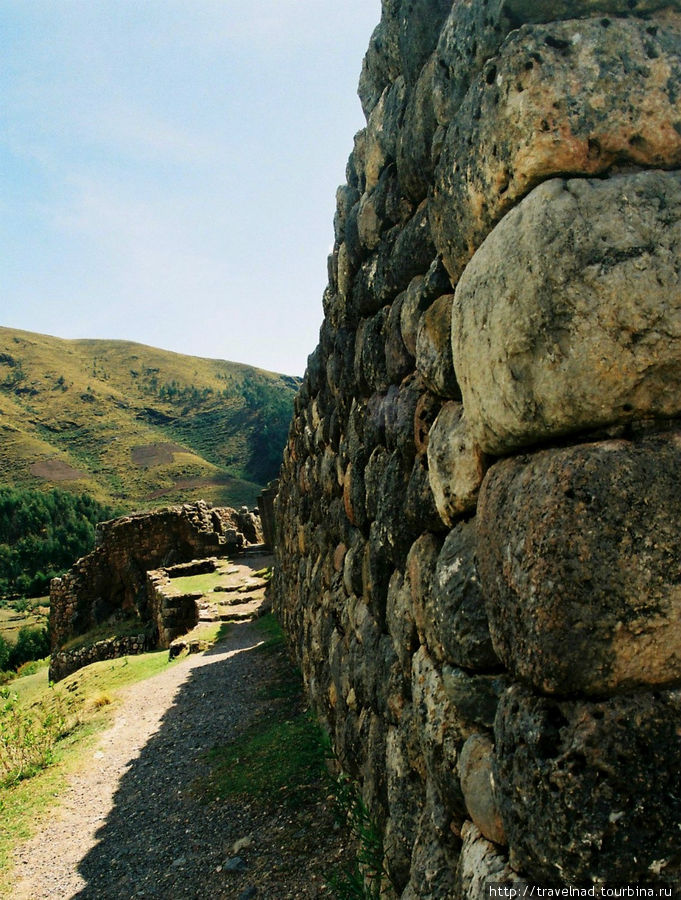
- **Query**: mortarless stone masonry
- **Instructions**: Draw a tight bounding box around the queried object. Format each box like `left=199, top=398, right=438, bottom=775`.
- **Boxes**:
left=274, top=2, right=681, bottom=896
left=49, top=501, right=261, bottom=680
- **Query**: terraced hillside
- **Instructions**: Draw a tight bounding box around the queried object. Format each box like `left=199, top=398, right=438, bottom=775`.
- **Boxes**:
left=0, top=328, right=299, bottom=509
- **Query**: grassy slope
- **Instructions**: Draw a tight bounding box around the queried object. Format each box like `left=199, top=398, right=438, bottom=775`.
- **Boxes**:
left=0, top=328, right=299, bottom=509
left=0, top=651, right=176, bottom=894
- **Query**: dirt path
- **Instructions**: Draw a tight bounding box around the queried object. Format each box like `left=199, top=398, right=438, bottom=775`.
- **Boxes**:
left=10, top=561, right=345, bottom=900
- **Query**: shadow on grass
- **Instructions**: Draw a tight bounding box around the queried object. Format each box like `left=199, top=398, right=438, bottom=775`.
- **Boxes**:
left=69, top=618, right=333, bottom=899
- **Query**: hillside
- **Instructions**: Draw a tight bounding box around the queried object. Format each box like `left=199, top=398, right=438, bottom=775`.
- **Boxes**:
left=0, top=327, right=299, bottom=509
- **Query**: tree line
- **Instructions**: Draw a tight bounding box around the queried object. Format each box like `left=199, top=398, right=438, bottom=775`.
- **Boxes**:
left=0, top=487, right=119, bottom=599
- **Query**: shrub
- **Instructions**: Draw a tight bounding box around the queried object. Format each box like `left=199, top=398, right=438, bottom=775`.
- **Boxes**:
left=0, top=636, right=9, bottom=673
left=0, top=688, right=70, bottom=786
left=8, top=627, right=50, bottom=671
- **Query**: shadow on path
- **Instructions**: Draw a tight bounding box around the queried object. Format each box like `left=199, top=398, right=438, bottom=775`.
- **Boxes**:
left=71, top=620, right=300, bottom=899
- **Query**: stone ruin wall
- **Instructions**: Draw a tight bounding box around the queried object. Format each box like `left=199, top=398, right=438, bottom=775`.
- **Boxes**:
left=49, top=501, right=261, bottom=680
left=274, top=2, right=681, bottom=896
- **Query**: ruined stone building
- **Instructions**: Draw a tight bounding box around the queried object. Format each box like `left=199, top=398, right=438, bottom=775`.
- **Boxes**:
left=274, top=1, right=681, bottom=895
left=49, top=501, right=261, bottom=680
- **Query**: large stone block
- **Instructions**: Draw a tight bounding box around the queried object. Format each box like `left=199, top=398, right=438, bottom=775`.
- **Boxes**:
left=427, top=403, right=487, bottom=527
left=430, top=520, right=498, bottom=670
left=478, top=434, right=681, bottom=695
left=432, top=0, right=681, bottom=129
left=406, top=532, right=442, bottom=651
left=458, top=734, right=506, bottom=846
left=453, top=172, right=681, bottom=455
left=384, top=375, right=421, bottom=453
left=385, top=294, right=414, bottom=384
left=365, top=77, right=407, bottom=192
left=400, top=258, right=452, bottom=356
left=374, top=449, right=415, bottom=564
left=389, top=199, right=437, bottom=298
left=415, top=293, right=459, bottom=399
left=506, top=0, right=681, bottom=19
left=397, top=0, right=453, bottom=86
left=432, top=16, right=681, bottom=283
left=495, top=684, right=681, bottom=885
left=397, top=56, right=439, bottom=202
left=411, top=646, right=467, bottom=815
left=358, top=3, right=401, bottom=118
left=405, top=454, right=446, bottom=535
left=385, top=725, right=426, bottom=890
left=442, top=667, right=509, bottom=734
left=401, top=791, right=461, bottom=900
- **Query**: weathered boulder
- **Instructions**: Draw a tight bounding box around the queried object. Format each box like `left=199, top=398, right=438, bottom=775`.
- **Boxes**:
left=453, top=172, right=681, bottom=455
left=412, top=646, right=467, bottom=815
left=478, top=434, right=681, bottom=696
left=495, top=684, right=681, bottom=885
left=430, top=520, right=498, bottom=671
left=397, top=57, right=439, bottom=202
left=427, top=403, right=487, bottom=526
left=442, top=667, right=510, bottom=734
left=432, top=16, right=681, bottom=282
left=385, top=724, right=426, bottom=890
left=385, top=293, right=414, bottom=383
left=387, top=569, right=418, bottom=678
left=365, top=78, right=407, bottom=193
left=415, top=294, right=459, bottom=399
left=406, top=532, right=442, bottom=651
left=358, top=5, right=401, bottom=118
left=458, top=734, right=506, bottom=846
left=397, top=0, right=453, bottom=86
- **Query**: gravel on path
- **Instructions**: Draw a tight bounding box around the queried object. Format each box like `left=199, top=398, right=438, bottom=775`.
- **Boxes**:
left=10, top=614, right=348, bottom=899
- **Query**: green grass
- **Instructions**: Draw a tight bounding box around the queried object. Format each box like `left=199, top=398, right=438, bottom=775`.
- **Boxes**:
left=168, top=564, right=270, bottom=599
left=253, top=612, right=286, bottom=651
left=0, top=649, right=175, bottom=893
left=59, top=617, right=150, bottom=652
left=327, top=775, right=389, bottom=900
left=201, top=712, right=326, bottom=807
left=167, top=569, right=229, bottom=596
left=194, top=614, right=326, bottom=808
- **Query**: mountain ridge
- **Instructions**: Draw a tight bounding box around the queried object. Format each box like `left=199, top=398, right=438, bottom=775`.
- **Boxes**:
left=0, top=326, right=298, bottom=509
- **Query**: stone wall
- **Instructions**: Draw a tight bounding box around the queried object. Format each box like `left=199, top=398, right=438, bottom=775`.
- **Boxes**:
left=258, top=480, right=279, bottom=550
left=146, top=566, right=202, bottom=648
left=49, top=634, right=153, bottom=684
left=50, top=501, right=253, bottom=663
left=274, top=2, right=681, bottom=896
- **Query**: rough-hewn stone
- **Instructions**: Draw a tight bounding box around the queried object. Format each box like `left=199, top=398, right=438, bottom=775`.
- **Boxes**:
left=397, top=57, right=439, bottom=202
left=453, top=172, right=681, bottom=455
left=415, top=294, right=459, bottom=399
left=495, top=684, right=681, bottom=885
left=455, top=822, right=525, bottom=900
left=478, top=434, right=681, bottom=696
left=427, top=403, right=486, bottom=526
left=432, top=16, right=681, bottom=283
left=458, top=734, right=506, bottom=846
left=430, top=521, right=497, bottom=671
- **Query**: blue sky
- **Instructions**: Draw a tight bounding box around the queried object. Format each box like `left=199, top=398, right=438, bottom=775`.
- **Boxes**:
left=1, top=1, right=381, bottom=376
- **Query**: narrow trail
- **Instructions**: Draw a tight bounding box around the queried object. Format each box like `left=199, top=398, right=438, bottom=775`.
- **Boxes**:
left=10, top=562, right=344, bottom=900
